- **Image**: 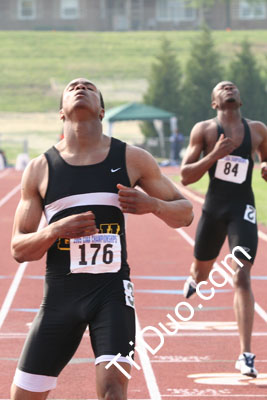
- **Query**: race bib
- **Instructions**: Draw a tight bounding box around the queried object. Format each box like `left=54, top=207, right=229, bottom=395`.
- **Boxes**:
left=123, top=280, right=135, bottom=309
left=70, top=234, right=121, bottom=274
left=244, top=204, right=256, bottom=224
left=215, top=155, right=249, bottom=184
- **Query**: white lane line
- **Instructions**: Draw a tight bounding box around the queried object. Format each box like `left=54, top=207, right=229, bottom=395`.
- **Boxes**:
left=2, top=332, right=267, bottom=339
left=176, top=182, right=267, bottom=243
left=176, top=227, right=267, bottom=324
left=0, top=184, right=20, bottom=208
left=0, top=262, right=28, bottom=329
left=136, top=314, right=162, bottom=400
left=0, top=217, right=46, bottom=330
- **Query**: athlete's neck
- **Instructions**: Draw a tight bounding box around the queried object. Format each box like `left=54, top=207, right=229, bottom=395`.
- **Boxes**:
left=64, top=119, right=103, bottom=146
left=217, top=109, right=242, bottom=126
left=57, top=119, right=111, bottom=163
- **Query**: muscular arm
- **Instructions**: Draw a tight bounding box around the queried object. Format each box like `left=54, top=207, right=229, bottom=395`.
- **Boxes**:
left=117, top=146, right=193, bottom=228
left=180, top=121, right=235, bottom=185
left=11, top=156, right=97, bottom=263
left=255, top=121, right=267, bottom=181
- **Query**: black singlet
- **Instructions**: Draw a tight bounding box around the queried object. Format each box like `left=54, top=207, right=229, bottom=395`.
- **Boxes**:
left=204, top=117, right=255, bottom=210
left=194, top=118, right=258, bottom=263
left=17, top=138, right=136, bottom=378
left=43, top=137, right=131, bottom=278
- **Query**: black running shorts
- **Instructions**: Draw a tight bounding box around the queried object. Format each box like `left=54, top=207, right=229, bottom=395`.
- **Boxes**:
left=17, top=271, right=135, bottom=377
left=194, top=202, right=258, bottom=264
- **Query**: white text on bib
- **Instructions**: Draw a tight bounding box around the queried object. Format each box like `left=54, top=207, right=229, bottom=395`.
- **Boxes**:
left=70, top=234, right=121, bottom=274
left=215, top=155, right=249, bottom=184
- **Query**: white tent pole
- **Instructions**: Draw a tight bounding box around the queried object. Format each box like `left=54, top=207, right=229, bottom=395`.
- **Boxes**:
left=107, top=122, right=113, bottom=137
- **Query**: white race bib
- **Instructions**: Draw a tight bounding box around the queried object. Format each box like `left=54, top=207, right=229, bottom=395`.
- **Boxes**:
left=123, top=280, right=135, bottom=309
left=70, top=234, right=121, bottom=274
left=215, top=155, right=249, bottom=184
left=244, top=204, right=256, bottom=224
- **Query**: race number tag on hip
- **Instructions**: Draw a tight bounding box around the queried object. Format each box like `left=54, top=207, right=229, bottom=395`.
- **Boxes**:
left=215, top=155, right=249, bottom=184
left=70, top=234, right=121, bottom=274
left=244, top=204, right=256, bottom=224
left=123, top=280, right=135, bottom=309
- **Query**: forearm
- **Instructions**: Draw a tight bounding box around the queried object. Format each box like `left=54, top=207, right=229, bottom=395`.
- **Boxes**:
left=11, top=224, right=57, bottom=263
left=153, top=198, right=194, bottom=228
left=181, top=152, right=217, bottom=185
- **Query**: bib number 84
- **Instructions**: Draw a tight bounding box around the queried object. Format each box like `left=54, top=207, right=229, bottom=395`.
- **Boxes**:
left=224, top=162, right=238, bottom=176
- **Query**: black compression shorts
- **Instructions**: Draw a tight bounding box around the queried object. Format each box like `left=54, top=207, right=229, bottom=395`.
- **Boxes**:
left=17, top=271, right=135, bottom=377
left=194, top=202, right=258, bottom=264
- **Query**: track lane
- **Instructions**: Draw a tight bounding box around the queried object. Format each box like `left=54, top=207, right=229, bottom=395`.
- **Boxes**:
left=0, top=168, right=267, bottom=399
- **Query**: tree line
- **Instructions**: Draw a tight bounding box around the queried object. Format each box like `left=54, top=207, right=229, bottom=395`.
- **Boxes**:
left=142, top=27, right=267, bottom=140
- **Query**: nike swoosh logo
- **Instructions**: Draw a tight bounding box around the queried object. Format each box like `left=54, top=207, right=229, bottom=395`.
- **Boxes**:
left=111, top=168, right=121, bottom=173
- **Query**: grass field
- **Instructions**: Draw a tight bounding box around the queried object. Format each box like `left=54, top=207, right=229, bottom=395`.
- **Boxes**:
left=0, top=30, right=266, bottom=224
left=174, top=170, right=267, bottom=226
left=0, top=30, right=266, bottom=111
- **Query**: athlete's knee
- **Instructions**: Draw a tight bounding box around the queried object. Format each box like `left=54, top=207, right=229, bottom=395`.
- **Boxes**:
left=11, top=384, right=49, bottom=400
left=190, top=259, right=214, bottom=282
left=233, top=267, right=251, bottom=290
left=101, top=384, right=125, bottom=400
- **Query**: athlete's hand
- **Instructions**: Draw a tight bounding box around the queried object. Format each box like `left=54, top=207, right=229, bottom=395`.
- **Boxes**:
left=261, top=162, right=267, bottom=181
left=52, top=211, right=98, bottom=239
left=212, top=134, right=236, bottom=160
left=117, top=184, right=157, bottom=215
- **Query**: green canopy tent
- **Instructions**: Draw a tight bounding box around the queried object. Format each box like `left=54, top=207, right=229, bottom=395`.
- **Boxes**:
left=104, top=102, right=177, bottom=157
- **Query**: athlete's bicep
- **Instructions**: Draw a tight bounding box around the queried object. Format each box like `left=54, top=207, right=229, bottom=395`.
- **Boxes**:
left=181, top=124, right=205, bottom=167
left=257, top=124, right=267, bottom=163
left=12, top=160, right=44, bottom=237
left=137, top=155, right=184, bottom=201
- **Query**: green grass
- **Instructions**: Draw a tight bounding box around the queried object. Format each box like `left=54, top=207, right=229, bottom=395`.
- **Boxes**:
left=174, top=170, right=267, bottom=226
left=0, top=30, right=266, bottom=111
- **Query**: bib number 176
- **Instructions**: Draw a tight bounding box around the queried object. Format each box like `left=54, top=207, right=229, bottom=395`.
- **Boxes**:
left=79, top=243, right=113, bottom=265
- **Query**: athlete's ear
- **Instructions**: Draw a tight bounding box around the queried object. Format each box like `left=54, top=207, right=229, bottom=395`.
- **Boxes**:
left=59, top=109, right=65, bottom=121
left=211, top=100, right=218, bottom=110
left=99, top=108, right=105, bottom=121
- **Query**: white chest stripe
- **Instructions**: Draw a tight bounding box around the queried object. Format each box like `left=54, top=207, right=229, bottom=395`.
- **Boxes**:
left=44, top=192, right=120, bottom=223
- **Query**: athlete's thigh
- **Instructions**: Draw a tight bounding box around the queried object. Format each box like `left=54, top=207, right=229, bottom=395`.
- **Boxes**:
left=89, top=276, right=135, bottom=361
left=227, top=208, right=258, bottom=265
left=18, top=305, right=87, bottom=377
left=194, top=210, right=228, bottom=261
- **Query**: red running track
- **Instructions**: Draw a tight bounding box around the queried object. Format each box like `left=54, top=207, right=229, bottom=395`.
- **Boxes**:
left=0, top=168, right=267, bottom=399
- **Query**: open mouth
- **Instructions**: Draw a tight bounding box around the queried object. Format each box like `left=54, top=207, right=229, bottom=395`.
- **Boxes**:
left=226, top=97, right=235, bottom=102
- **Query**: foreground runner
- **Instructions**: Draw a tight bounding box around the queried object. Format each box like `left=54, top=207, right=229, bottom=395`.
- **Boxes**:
left=10, top=78, right=193, bottom=400
left=181, top=81, right=267, bottom=378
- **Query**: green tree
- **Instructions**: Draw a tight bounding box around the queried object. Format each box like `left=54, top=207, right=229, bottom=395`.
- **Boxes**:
left=141, top=37, right=182, bottom=139
left=181, top=26, right=223, bottom=135
left=227, top=40, right=267, bottom=121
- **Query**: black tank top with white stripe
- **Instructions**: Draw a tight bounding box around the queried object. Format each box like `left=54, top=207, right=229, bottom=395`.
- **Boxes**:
left=204, top=118, right=255, bottom=210
left=43, top=137, right=131, bottom=278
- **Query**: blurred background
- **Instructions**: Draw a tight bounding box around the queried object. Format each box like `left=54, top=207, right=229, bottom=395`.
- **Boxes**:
left=0, top=0, right=266, bottom=170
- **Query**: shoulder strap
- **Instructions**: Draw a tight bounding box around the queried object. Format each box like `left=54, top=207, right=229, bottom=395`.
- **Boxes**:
left=241, top=118, right=252, bottom=154
left=215, top=117, right=224, bottom=139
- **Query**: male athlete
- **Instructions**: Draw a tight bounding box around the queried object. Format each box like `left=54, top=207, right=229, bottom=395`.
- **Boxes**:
left=181, top=81, right=267, bottom=378
left=10, top=78, right=193, bottom=400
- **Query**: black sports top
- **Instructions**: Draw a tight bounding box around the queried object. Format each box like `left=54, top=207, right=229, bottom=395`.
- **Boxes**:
left=204, top=118, right=255, bottom=209
left=43, top=137, right=131, bottom=278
